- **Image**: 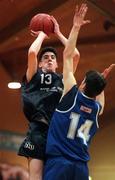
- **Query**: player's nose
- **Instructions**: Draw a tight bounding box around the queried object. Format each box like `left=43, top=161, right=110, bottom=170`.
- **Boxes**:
left=48, top=57, right=53, bottom=61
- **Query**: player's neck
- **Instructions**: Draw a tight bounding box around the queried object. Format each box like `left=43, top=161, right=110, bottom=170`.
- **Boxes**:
left=42, top=68, right=56, bottom=73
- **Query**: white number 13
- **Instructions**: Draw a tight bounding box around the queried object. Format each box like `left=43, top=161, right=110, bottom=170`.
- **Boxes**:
left=67, top=112, right=93, bottom=145
left=41, top=74, right=52, bottom=84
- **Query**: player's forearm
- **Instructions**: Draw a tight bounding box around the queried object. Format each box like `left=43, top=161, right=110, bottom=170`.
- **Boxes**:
left=96, top=91, right=105, bottom=115
left=102, top=64, right=115, bottom=78
left=28, top=31, right=46, bottom=56
left=64, top=25, right=80, bottom=58
left=57, top=31, right=80, bottom=57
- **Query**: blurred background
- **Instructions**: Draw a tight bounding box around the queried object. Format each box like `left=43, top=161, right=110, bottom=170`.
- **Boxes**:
left=0, top=0, right=115, bottom=179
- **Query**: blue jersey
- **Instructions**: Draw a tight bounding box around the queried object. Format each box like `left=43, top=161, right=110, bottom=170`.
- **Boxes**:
left=46, top=85, right=101, bottom=162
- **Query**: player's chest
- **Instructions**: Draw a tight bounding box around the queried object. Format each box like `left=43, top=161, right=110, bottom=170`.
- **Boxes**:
left=35, top=73, right=63, bottom=92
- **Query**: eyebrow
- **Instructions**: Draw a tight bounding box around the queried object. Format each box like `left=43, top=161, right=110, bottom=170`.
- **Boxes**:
left=43, top=54, right=56, bottom=58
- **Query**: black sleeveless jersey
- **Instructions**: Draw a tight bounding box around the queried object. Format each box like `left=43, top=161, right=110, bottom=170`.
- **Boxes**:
left=21, top=69, right=63, bottom=124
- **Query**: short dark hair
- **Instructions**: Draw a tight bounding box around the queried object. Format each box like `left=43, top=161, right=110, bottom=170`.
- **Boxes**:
left=39, top=46, right=58, bottom=61
left=84, top=70, right=107, bottom=97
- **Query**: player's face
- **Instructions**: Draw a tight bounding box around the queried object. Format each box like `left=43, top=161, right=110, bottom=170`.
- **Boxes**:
left=39, top=52, right=58, bottom=72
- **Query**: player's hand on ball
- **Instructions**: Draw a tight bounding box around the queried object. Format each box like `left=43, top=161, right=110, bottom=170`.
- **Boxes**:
left=30, top=30, right=40, bottom=37
left=30, top=30, right=49, bottom=39
left=51, top=16, right=60, bottom=35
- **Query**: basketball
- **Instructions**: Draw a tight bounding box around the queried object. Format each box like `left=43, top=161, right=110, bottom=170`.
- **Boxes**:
left=29, top=13, right=54, bottom=35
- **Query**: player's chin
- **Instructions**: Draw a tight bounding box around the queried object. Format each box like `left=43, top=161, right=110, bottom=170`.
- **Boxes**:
left=46, top=67, right=54, bottom=72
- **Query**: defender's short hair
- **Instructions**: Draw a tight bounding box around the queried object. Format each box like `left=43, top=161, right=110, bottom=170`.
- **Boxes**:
left=39, top=46, right=58, bottom=61
left=84, top=70, right=107, bottom=97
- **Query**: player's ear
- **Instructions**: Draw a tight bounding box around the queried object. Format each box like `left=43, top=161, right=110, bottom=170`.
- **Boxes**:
left=39, top=61, right=42, bottom=67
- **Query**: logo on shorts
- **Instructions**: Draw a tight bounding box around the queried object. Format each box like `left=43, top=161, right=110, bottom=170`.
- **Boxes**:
left=24, top=142, right=34, bottom=150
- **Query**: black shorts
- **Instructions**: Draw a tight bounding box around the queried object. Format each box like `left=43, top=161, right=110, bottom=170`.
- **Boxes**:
left=18, top=121, right=48, bottom=160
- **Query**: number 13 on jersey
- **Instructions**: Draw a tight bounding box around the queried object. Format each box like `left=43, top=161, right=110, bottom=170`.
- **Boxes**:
left=41, top=74, right=52, bottom=84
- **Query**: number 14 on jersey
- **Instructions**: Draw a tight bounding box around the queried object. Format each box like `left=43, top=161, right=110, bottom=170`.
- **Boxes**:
left=67, top=112, right=93, bottom=145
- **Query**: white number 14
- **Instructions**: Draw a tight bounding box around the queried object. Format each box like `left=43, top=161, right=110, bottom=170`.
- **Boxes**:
left=67, top=112, right=93, bottom=145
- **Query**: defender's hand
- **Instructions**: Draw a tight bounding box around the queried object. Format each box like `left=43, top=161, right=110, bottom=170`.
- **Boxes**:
left=73, top=3, right=90, bottom=29
left=102, top=64, right=115, bottom=78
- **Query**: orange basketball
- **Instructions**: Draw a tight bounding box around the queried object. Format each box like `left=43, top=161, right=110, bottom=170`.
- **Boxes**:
left=29, top=13, right=54, bottom=35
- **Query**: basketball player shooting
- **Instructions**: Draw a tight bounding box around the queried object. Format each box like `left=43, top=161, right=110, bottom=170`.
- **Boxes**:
left=18, top=12, right=80, bottom=180
left=18, top=13, right=63, bottom=180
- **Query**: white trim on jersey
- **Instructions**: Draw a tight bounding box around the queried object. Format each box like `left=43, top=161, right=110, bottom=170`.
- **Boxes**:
left=82, top=92, right=100, bottom=128
left=95, top=103, right=100, bottom=128
left=81, top=92, right=94, bottom=100
left=56, top=92, right=79, bottom=113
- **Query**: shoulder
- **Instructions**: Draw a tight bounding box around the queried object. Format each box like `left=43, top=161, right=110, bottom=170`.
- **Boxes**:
left=22, top=70, right=40, bottom=85
left=56, top=85, right=79, bottom=111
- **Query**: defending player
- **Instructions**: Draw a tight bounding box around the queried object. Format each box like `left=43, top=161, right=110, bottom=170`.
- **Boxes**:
left=43, top=3, right=114, bottom=180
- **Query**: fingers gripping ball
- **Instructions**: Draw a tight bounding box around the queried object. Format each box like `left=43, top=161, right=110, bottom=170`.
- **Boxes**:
left=29, top=13, right=54, bottom=35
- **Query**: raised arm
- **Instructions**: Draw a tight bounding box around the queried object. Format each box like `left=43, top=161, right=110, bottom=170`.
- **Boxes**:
left=63, top=4, right=89, bottom=95
left=96, top=91, right=105, bottom=115
left=96, top=64, right=115, bottom=115
left=26, top=31, right=47, bottom=82
left=51, top=16, right=80, bottom=73
left=101, top=64, right=115, bottom=78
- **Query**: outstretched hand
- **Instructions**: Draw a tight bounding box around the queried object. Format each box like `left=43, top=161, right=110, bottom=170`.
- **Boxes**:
left=102, top=64, right=115, bottom=78
left=50, top=16, right=60, bottom=35
left=73, top=3, right=90, bottom=29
